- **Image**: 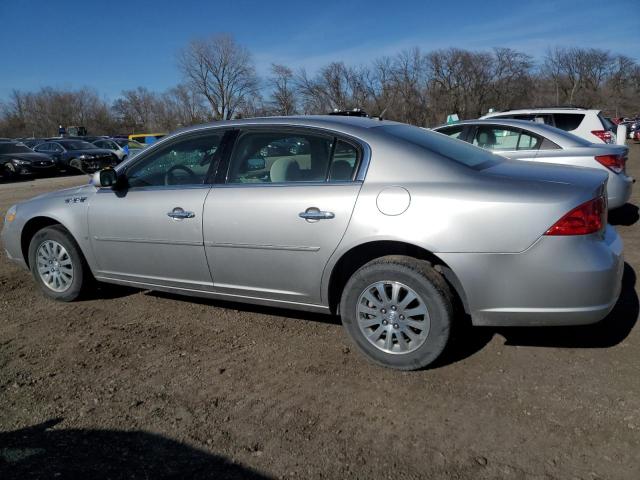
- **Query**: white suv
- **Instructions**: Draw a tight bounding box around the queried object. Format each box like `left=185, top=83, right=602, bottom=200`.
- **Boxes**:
left=481, top=108, right=617, bottom=144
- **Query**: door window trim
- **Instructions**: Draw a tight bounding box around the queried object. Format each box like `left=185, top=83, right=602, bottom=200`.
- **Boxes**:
left=115, top=128, right=235, bottom=191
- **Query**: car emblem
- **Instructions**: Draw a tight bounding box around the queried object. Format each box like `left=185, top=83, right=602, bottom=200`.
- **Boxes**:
left=65, top=196, right=87, bottom=204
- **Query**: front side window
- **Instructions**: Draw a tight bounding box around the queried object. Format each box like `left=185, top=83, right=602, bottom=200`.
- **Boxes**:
left=227, top=131, right=333, bottom=184
left=126, top=133, right=223, bottom=187
left=34, top=143, right=49, bottom=152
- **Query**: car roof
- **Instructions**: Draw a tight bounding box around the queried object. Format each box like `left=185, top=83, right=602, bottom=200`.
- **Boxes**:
left=156, top=115, right=403, bottom=147
left=434, top=118, right=592, bottom=147
left=484, top=108, right=599, bottom=115
left=176, top=115, right=397, bottom=134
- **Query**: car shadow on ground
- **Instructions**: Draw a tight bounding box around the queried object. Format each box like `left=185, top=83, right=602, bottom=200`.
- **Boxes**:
left=0, top=419, right=271, bottom=480
left=87, top=282, right=142, bottom=301
left=147, top=264, right=638, bottom=367
left=147, top=290, right=343, bottom=326
left=495, top=262, right=638, bottom=349
left=609, top=203, right=639, bottom=226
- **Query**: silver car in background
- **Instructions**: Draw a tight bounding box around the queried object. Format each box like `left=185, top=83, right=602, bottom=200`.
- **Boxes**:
left=434, top=119, right=634, bottom=209
left=1, top=116, right=624, bottom=370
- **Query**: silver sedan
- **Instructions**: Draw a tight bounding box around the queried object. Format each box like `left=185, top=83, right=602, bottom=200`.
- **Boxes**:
left=433, top=119, right=634, bottom=209
left=1, top=116, right=624, bottom=370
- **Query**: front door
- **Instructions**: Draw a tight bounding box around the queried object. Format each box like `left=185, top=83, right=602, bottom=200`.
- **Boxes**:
left=88, top=130, right=226, bottom=290
left=203, top=128, right=363, bottom=305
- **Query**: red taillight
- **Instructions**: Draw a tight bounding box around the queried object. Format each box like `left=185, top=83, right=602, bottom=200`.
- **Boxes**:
left=591, top=130, right=612, bottom=143
left=545, top=196, right=606, bottom=236
left=595, top=154, right=625, bottom=173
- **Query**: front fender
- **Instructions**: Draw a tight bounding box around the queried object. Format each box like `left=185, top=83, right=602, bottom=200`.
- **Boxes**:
left=4, top=185, right=97, bottom=271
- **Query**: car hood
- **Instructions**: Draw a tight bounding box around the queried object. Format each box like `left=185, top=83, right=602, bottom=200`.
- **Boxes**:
left=0, top=152, right=54, bottom=162
left=65, top=148, right=113, bottom=156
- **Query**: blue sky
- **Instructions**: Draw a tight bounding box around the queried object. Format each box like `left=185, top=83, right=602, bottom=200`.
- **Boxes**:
left=0, top=0, right=638, bottom=101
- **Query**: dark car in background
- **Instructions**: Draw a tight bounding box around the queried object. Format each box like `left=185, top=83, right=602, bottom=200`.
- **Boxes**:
left=0, top=142, right=57, bottom=178
left=33, top=140, right=118, bottom=173
left=17, top=138, right=48, bottom=149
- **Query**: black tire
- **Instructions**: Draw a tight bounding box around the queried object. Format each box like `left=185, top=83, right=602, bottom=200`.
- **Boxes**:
left=28, top=225, right=91, bottom=301
left=340, top=255, right=454, bottom=370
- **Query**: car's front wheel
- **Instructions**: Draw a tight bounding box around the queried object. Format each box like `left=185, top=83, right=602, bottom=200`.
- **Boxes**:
left=28, top=225, right=91, bottom=301
left=340, top=256, right=454, bottom=370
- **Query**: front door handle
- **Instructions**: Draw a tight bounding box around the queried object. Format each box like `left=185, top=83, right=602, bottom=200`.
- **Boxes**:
left=299, top=207, right=335, bottom=220
left=167, top=207, right=195, bottom=219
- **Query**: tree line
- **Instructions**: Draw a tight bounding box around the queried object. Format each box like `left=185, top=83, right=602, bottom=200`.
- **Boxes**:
left=1, top=33, right=639, bottom=138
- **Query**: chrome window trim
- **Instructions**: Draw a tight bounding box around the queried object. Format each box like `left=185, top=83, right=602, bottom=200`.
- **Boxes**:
left=96, top=184, right=212, bottom=193
left=118, top=122, right=372, bottom=183
left=213, top=181, right=362, bottom=189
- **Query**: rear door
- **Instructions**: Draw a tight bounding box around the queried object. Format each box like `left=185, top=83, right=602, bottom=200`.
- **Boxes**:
left=203, top=127, right=363, bottom=305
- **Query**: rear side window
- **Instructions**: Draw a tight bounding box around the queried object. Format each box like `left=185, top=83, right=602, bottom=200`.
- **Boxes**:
left=472, top=126, right=520, bottom=150
left=553, top=113, right=584, bottom=131
left=516, top=132, right=542, bottom=150
left=227, top=131, right=334, bottom=184
left=329, top=140, right=359, bottom=182
left=379, top=124, right=501, bottom=170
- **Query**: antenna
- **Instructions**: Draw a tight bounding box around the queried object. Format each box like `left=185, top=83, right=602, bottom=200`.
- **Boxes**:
left=378, top=108, right=388, bottom=121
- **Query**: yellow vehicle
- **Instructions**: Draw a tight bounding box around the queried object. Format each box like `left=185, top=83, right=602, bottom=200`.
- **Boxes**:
left=128, top=133, right=166, bottom=145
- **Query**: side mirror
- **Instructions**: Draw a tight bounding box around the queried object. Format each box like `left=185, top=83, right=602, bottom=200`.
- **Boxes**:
left=92, top=169, right=118, bottom=188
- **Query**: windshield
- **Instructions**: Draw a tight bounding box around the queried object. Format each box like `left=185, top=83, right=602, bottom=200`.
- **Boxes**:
left=378, top=124, right=502, bottom=169
left=59, top=140, right=97, bottom=150
left=115, top=138, right=145, bottom=148
left=0, top=143, right=33, bottom=154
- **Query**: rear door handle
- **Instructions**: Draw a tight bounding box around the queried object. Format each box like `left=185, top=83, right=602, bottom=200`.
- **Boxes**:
left=167, top=207, right=195, bottom=219
left=299, top=207, right=335, bottom=220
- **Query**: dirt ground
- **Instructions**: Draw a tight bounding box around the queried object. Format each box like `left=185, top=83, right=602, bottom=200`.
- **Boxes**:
left=1, top=145, right=639, bottom=480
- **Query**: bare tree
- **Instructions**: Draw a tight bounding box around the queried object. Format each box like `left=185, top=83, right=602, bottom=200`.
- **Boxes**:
left=112, top=87, right=159, bottom=132
left=1, top=44, right=639, bottom=138
left=178, top=34, right=259, bottom=120
left=161, top=84, right=209, bottom=128
left=268, top=64, right=297, bottom=115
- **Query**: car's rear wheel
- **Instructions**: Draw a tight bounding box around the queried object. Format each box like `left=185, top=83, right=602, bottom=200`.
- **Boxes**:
left=340, top=256, right=454, bottom=370
left=28, top=225, right=90, bottom=301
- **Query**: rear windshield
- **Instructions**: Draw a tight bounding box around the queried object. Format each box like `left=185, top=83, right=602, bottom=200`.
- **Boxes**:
left=378, top=124, right=501, bottom=169
left=0, top=143, right=32, bottom=154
